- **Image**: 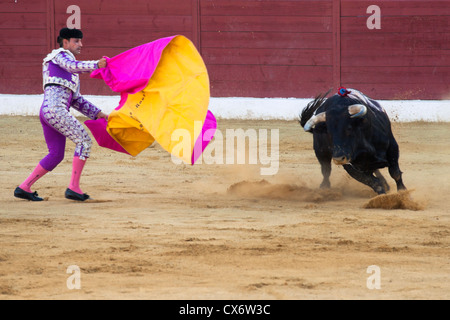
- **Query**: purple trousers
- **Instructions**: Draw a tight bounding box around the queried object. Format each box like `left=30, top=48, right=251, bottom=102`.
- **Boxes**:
left=39, top=85, right=100, bottom=171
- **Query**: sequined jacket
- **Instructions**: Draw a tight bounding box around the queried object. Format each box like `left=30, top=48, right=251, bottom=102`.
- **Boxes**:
left=42, top=49, right=99, bottom=96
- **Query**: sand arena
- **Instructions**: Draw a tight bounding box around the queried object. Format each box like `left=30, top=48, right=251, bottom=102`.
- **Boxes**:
left=0, top=116, right=449, bottom=299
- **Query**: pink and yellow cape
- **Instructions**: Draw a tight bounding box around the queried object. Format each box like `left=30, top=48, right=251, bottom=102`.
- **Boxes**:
left=85, top=35, right=216, bottom=165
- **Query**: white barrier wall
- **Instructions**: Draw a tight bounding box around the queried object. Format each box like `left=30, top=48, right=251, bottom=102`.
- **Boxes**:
left=1, top=94, right=449, bottom=122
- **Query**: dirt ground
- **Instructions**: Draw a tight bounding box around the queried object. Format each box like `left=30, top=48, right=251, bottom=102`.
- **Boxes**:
left=0, top=116, right=449, bottom=300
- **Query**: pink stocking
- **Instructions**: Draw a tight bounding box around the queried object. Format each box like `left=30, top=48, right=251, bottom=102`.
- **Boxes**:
left=68, top=156, right=86, bottom=194
left=19, top=164, right=49, bottom=193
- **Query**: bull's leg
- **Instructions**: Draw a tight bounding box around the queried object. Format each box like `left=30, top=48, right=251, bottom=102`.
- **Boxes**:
left=313, top=132, right=333, bottom=189
left=317, top=156, right=332, bottom=189
left=388, top=165, right=406, bottom=191
left=343, top=164, right=386, bottom=194
left=387, top=138, right=407, bottom=191
left=375, top=170, right=390, bottom=192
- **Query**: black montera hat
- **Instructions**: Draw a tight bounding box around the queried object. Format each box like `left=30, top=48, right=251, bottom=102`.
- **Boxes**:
left=59, top=27, right=83, bottom=40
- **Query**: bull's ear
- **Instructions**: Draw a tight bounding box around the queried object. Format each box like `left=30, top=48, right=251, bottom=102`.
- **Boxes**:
left=348, top=104, right=367, bottom=118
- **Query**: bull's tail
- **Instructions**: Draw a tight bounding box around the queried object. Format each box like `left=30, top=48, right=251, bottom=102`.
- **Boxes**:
left=299, top=89, right=331, bottom=131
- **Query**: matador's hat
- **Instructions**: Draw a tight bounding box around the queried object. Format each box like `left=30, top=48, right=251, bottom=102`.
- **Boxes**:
left=59, top=27, right=83, bottom=40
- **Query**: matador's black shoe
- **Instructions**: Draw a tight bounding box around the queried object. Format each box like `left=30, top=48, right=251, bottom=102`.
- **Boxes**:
left=65, top=188, right=90, bottom=202
left=14, top=187, right=44, bottom=201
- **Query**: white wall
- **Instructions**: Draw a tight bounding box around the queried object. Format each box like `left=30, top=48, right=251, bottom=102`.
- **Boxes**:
left=1, top=94, right=449, bottom=122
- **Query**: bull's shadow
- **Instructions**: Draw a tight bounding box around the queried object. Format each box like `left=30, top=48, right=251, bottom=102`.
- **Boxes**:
left=299, top=88, right=406, bottom=195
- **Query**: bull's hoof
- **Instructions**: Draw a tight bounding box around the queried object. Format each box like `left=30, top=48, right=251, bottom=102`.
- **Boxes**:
left=320, top=181, right=331, bottom=189
left=375, top=186, right=386, bottom=195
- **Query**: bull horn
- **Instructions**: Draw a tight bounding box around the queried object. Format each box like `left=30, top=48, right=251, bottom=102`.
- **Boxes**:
left=348, top=104, right=367, bottom=118
left=304, top=112, right=326, bottom=131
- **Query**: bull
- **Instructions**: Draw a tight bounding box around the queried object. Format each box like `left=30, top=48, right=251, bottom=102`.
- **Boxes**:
left=299, top=88, right=406, bottom=195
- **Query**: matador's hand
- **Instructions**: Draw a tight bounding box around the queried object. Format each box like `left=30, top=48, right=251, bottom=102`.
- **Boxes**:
left=96, top=111, right=109, bottom=120
left=98, top=58, right=107, bottom=69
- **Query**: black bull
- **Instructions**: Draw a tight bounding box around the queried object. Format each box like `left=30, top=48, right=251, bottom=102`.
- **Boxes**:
left=299, top=90, right=406, bottom=195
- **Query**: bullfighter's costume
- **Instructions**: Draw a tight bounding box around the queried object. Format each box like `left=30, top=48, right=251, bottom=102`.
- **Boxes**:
left=15, top=28, right=104, bottom=202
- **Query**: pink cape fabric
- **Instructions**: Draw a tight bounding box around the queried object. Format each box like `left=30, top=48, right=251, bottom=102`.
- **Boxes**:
left=85, top=36, right=216, bottom=164
left=84, top=118, right=130, bottom=155
left=91, top=36, right=175, bottom=94
left=191, top=110, right=217, bottom=165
